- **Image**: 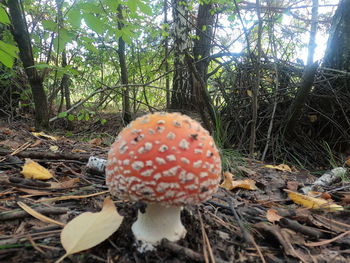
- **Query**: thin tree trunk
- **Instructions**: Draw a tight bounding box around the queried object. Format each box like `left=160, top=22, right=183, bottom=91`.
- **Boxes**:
left=307, top=0, right=319, bottom=66
left=8, top=0, right=49, bottom=129
left=249, top=0, right=262, bottom=156
left=164, top=0, right=170, bottom=109
left=117, top=5, right=131, bottom=124
left=170, top=0, right=192, bottom=110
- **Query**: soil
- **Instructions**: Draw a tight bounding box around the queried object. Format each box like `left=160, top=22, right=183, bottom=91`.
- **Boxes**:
left=0, top=115, right=350, bottom=263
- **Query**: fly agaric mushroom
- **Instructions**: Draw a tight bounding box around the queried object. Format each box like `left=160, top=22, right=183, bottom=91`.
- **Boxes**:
left=105, top=112, right=222, bottom=248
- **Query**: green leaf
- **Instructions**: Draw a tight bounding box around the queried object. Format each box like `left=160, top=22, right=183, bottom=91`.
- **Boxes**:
left=77, top=114, right=84, bottom=121
left=0, top=40, right=19, bottom=58
left=67, top=9, right=81, bottom=28
left=58, top=112, right=68, bottom=118
left=202, top=25, right=207, bottom=31
left=138, top=2, right=152, bottom=16
left=83, top=14, right=104, bottom=34
left=100, top=119, right=107, bottom=125
left=126, top=0, right=138, bottom=13
left=0, top=5, right=10, bottom=25
left=104, top=0, right=119, bottom=10
left=84, top=113, right=90, bottom=121
left=42, top=20, right=57, bottom=31
left=0, top=50, right=14, bottom=68
left=68, top=114, right=75, bottom=121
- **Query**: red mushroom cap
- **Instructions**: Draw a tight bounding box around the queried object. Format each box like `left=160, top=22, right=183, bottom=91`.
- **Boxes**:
left=106, top=112, right=222, bottom=206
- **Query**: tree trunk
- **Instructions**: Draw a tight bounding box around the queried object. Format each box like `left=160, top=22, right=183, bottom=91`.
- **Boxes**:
left=8, top=0, right=49, bottom=129
left=117, top=5, right=131, bottom=124
left=170, top=0, right=193, bottom=110
left=323, top=0, right=350, bottom=72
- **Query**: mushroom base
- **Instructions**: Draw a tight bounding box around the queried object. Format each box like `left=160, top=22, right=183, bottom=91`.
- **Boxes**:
left=132, top=204, right=186, bottom=247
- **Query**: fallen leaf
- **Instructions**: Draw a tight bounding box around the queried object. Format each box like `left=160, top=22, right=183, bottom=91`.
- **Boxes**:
left=346, top=157, right=350, bottom=166
left=37, top=191, right=109, bottom=203
left=284, top=189, right=343, bottom=212
left=88, top=138, right=102, bottom=146
left=286, top=181, right=299, bottom=191
left=17, top=201, right=65, bottom=226
left=71, top=148, right=87, bottom=153
left=56, top=196, right=123, bottom=263
left=32, top=131, right=57, bottom=141
left=247, top=90, right=252, bottom=97
left=31, top=139, right=43, bottom=147
left=220, top=171, right=257, bottom=190
left=264, top=164, right=292, bottom=172
left=308, top=191, right=332, bottom=200
left=21, top=158, right=53, bottom=180
left=50, top=177, right=80, bottom=189
left=266, top=209, right=282, bottom=223
left=50, top=145, right=59, bottom=152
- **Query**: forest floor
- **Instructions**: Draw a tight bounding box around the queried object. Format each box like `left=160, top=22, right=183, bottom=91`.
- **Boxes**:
left=0, top=114, right=350, bottom=263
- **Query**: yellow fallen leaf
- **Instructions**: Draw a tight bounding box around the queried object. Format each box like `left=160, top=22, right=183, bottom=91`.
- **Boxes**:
left=32, top=131, right=57, bottom=141
left=346, top=157, right=350, bottom=166
left=220, top=171, right=257, bottom=190
left=17, top=201, right=65, bottom=226
left=21, top=158, right=53, bottom=180
left=71, top=148, right=87, bottom=153
left=56, top=196, right=123, bottom=263
left=50, top=145, right=59, bottom=152
left=247, top=90, right=253, bottom=97
left=284, top=189, right=343, bottom=212
left=264, top=164, right=292, bottom=172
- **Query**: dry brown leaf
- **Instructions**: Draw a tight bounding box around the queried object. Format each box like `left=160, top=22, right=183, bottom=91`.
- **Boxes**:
left=17, top=201, right=65, bottom=226
left=264, top=164, right=292, bottom=172
left=56, top=196, right=123, bottom=263
left=220, top=171, right=257, bottom=191
left=31, top=139, right=43, bottom=147
left=88, top=138, right=102, bottom=146
left=32, top=131, right=58, bottom=141
left=286, top=181, right=299, bottom=191
left=50, top=177, right=80, bottom=189
left=21, top=158, right=53, bottom=180
left=266, top=209, right=283, bottom=223
left=37, top=190, right=109, bottom=203
left=284, top=189, right=343, bottom=212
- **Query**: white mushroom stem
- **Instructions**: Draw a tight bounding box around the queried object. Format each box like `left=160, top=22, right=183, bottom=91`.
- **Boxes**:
left=131, top=203, right=186, bottom=245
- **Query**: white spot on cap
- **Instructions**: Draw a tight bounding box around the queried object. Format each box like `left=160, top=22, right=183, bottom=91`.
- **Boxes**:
left=131, top=161, right=144, bottom=171
left=123, top=159, right=130, bottom=165
left=179, top=139, right=190, bottom=150
left=194, top=148, right=203, bottom=154
left=119, top=141, right=128, bottom=154
left=140, top=117, right=150, bottom=124
left=185, top=184, right=198, bottom=190
left=193, top=160, right=202, bottom=168
left=200, top=172, right=208, bottom=178
left=180, top=157, right=190, bottom=164
left=159, top=144, right=168, bottom=152
left=166, top=154, right=176, bottom=162
left=162, top=166, right=180, bottom=176
left=141, top=169, right=154, bottom=177
left=129, top=151, right=135, bottom=157
left=166, top=132, right=176, bottom=140
left=173, top=120, right=181, bottom=127
left=153, top=173, right=161, bottom=180
left=148, top=128, right=155, bottom=134
left=206, top=150, right=213, bottom=157
left=131, top=129, right=142, bottom=135
left=156, top=126, right=165, bottom=133
left=146, top=160, right=153, bottom=166
left=157, top=120, right=166, bottom=125
left=155, top=157, right=166, bottom=165
left=124, top=170, right=131, bottom=174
